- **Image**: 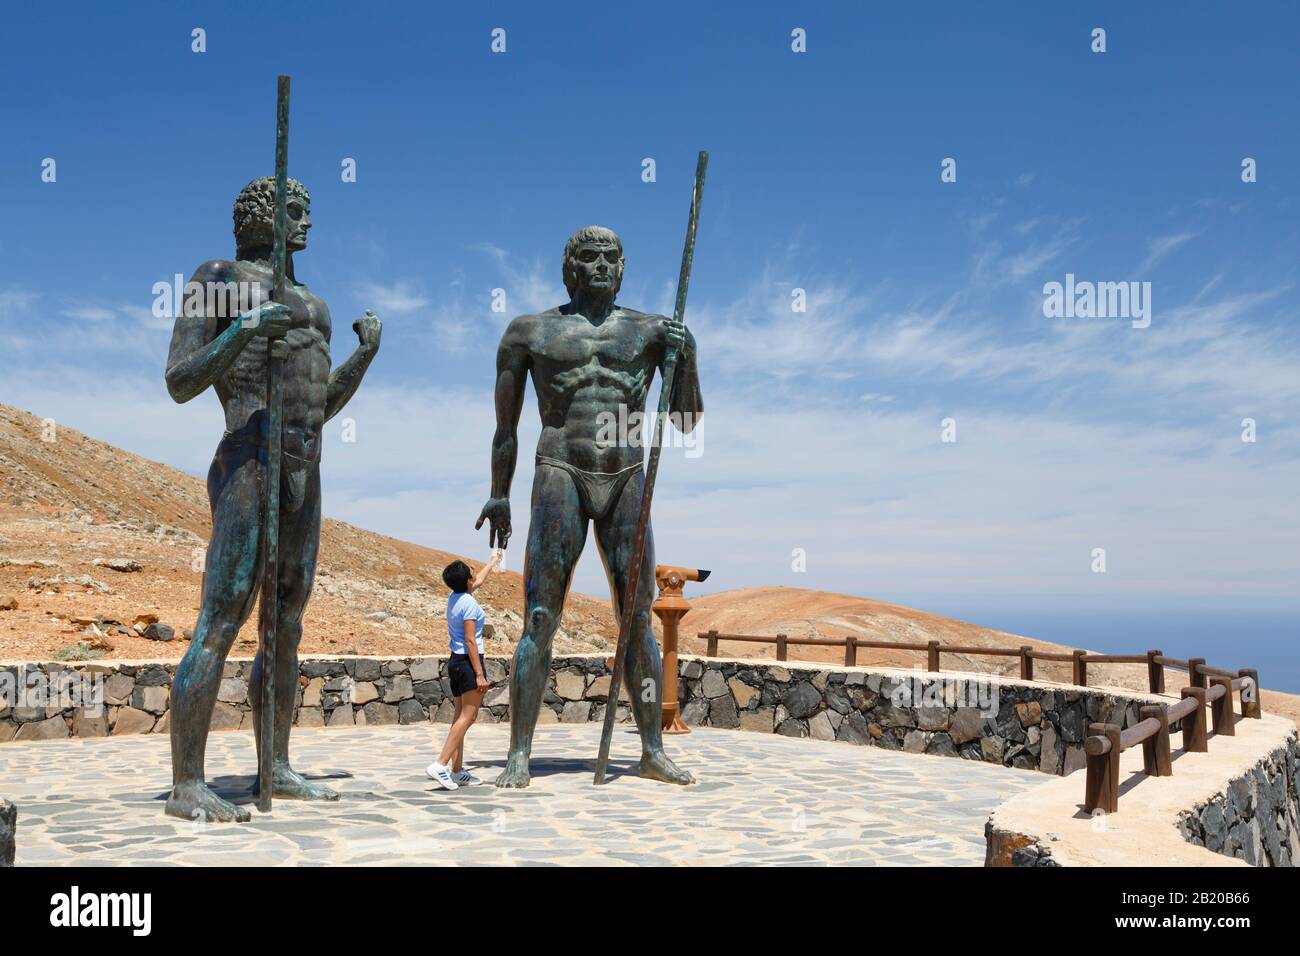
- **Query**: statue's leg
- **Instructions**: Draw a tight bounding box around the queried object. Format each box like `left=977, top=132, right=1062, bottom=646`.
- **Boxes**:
left=166, top=444, right=263, bottom=823
left=250, top=465, right=336, bottom=800
left=594, top=471, right=694, bottom=785
left=495, top=466, right=587, bottom=788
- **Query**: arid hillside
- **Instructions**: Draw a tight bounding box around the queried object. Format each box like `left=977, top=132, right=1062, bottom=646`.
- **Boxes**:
left=0, top=404, right=616, bottom=663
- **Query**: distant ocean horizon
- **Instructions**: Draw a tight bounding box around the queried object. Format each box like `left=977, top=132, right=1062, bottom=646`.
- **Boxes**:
left=877, top=593, right=1300, bottom=695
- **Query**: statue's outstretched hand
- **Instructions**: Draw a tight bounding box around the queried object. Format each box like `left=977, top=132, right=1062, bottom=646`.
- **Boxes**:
left=476, top=497, right=511, bottom=550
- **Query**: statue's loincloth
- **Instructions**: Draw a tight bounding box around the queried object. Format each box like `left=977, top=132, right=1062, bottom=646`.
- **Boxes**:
left=221, top=425, right=320, bottom=514
left=535, top=454, right=639, bottom=521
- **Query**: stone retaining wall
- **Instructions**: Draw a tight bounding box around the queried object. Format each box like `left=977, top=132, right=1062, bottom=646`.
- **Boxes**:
left=0, top=655, right=633, bottom=739
left=1176, top=731, right=1300, bottom=866
left=2, top=654, right=1158, bottom=780
left=676, top=657, right=1157, bottom=777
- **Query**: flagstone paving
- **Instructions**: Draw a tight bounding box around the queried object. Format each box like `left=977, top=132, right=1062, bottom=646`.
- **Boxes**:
left=0, top=724, right=1046, bottom=865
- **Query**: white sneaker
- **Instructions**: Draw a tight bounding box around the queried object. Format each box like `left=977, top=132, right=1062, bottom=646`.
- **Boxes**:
left=454, top=770, right=481, bottom=787
left=426, top=761, right=459, bottom=790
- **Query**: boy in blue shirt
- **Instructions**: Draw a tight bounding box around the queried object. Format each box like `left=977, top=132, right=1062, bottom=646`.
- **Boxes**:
left=427, top=550, right=502, bottom=789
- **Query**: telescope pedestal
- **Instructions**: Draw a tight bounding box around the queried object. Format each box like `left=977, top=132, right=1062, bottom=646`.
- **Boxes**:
left=654, top=566, right=705, bottom=735
left=655, top=607, right=691, bottom=734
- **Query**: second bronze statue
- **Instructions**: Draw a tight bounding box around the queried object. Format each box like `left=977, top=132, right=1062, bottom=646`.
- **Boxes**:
left=477, top=225, right=703, bottom=788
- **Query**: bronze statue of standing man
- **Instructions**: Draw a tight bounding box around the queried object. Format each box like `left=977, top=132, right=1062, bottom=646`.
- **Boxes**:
left=163, top=178, right=382, bottom=822
left=477, top=225, right=701, bottom=788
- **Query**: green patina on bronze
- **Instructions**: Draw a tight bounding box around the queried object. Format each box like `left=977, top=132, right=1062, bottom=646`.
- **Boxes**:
left=162, top=79, right=382, bottom=823
left=478, top=172, right=707, bottom=787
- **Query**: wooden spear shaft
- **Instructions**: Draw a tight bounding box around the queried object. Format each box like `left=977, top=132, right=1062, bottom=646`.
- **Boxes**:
left=594, top=150, right=708, bottom=785
left=257, top=74, right=290, bottom=814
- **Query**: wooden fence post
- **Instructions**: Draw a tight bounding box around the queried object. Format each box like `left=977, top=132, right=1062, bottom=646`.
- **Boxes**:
left=1146, top=650, right=1164, bottom=694
left=1188, top=657, right=1206, bottom=689
left=706, top=630, right=718, bottom=657
left=1237, top=668, right=1261, bottom=718
left=927, top=640, right=940, bottom=672
left=1181, top=686, right=1208, bottom=753
left=1083, top=723, right=1121, bottom=814
left=775, top=634, right=787, bottom=662
left=1072, top=649, right=1088, bottom=687
left=1210, top=675, right=1235, bottom=736
left=1019, top=646, right=1034, bottom=681
left=844, top=636, right=857, bottom=668
left=1140, top=704, right=1172, bottom=776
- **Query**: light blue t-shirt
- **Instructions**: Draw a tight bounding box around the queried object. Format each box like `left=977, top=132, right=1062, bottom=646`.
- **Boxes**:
left=447, top=592, right=486, bottom=655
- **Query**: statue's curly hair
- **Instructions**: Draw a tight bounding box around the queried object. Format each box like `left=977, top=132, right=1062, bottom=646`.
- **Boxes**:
left=233, top=176, right=311, bottom=254
left=562, top=225, right=623, bottom=297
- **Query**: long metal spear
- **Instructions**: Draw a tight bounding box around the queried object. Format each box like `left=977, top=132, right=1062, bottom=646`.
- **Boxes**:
left=594, top=150, right=708, bottom=785
left=257, top=74, right=290, bottom=813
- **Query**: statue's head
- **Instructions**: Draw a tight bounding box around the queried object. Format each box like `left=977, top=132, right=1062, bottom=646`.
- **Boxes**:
left=563, top=225, right=623, bottom=299
left=233, top=176, right=312, bottom=256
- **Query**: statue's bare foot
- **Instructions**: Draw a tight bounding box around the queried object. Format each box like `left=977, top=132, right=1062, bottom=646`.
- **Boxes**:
left=165, top=781, right=251, bottom=823
left=266, top=764, right=340, bottom=801
left=495, top=752, right=531, bottom=788
left=639, top=749, right=695, bottom=785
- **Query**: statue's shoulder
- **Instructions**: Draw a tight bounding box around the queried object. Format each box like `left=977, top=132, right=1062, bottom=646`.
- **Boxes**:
left=619, top=306, right=664, bottom=322
left=504, top=306, right=564, bottom=339
left=191, top=258, right=237, bottom=283
left=619, top=307, right=669, bottom=340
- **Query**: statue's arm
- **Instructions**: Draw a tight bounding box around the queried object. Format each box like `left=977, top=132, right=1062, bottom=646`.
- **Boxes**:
left=324, top=312, right=381, bottom=421
left=164, top=262, right=253, bottom=404
left=668, top=325, right=703, bottom=430
left=489, top=323, right=529, bottom=500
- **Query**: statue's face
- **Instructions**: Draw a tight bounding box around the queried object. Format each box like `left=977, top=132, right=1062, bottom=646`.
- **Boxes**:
left=571, top=240, right=623, bottom=296
left=286, top=197, right=311, bottom=251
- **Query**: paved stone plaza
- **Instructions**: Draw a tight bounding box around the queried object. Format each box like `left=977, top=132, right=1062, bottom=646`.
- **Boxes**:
left=0, top=724, right=1045, bottom=865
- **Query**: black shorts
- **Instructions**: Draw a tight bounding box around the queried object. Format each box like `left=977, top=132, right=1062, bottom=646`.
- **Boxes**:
left=448, top=654, right=479, bottom=697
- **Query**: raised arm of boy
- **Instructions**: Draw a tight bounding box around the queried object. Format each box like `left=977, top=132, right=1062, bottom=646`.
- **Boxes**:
left=467, top=549, right=503, bottom=594
left=464, top=551, right=501, bottom=693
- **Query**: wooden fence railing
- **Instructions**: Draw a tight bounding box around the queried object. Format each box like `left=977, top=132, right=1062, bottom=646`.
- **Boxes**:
left=1083, top=663, right=1260, bottom=814
left=696, top=630, right=1257, bottom=700
left=696, top=630, right=1262, bottom=814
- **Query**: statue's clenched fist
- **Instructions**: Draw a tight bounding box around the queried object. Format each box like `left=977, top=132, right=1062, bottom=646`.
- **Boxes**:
left=241, top=301, right=294, bottom=339
left=353, top=309, right=382, bottom=353
left=663, top=315, right=687, bottom=352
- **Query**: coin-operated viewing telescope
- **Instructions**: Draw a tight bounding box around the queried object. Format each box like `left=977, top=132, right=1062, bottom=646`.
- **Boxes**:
left=653, top=566, right=710, bottom=734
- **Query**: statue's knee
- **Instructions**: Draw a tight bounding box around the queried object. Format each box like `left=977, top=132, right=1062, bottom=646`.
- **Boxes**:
left=207, top=621, right=240, bottom=653
left=527, top=605, right=557, bottom=639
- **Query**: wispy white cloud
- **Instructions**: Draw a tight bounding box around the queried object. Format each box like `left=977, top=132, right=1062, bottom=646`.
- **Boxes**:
left=59, top=305, right=117, bottom=322
left=1141, top=230, right=1199, bottom=271
left=471, top=242, right=564, bottom=317
left=975, top=216, right=1083, bottom=286
left=355, top=280, right=430, bottom=316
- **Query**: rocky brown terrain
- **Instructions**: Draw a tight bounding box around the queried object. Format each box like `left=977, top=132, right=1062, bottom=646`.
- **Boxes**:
left=0, top=403, right=617, bottom=664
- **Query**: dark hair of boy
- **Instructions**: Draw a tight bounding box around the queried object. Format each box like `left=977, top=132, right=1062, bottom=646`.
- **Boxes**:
left=442, top=560, right=472, bottom=593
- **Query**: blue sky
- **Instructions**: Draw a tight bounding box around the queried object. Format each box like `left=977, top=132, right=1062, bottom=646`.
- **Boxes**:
left=2, top=2, right=1298, bottom=681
